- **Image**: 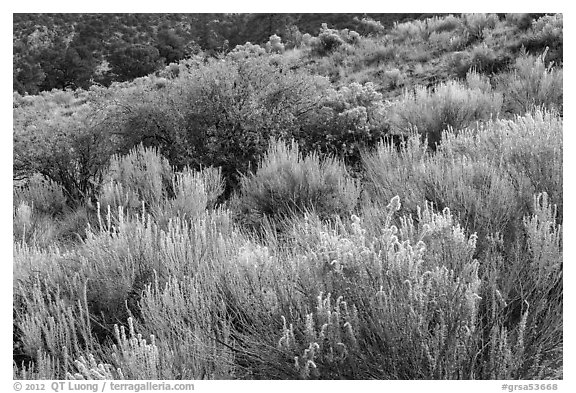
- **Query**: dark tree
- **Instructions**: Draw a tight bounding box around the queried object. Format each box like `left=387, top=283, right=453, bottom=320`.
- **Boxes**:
left=156, top=28, right=186, bottom=64
left=108, top=44, right=162, bottom=81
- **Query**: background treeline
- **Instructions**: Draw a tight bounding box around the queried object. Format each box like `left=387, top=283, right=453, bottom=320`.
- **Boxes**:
left=13, top=13, right=436, bottom=93
left=14, top=12, right=553, bottom=94
left=13, top=13, right=563, bottom=380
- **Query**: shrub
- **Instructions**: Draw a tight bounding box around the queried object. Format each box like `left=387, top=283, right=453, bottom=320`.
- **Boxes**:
left=429, top=31, right=467, bottom=52
left=476, top=193, right=562, bottom=379
left=462, top=13, right=499, bottom=42
left=108, top=44, right=163, bottom=81
left=13, top=201, right=58, bottom=246
left=13, top=275, right=97, bottom=379
left=66, top=353, right=117, bottom=380
left=361, top=41, right=399, bottom=66
left=427, top=14, right=462, bottom=34
left=465, top=70, right=494, bottom=92
left=55, top=205, right=95, bottom=243
left=446, top=44, right=512, bottom=78
left=139, top=274, right=236, bottom=379
left=467, top=43, right=511, bottom=75
left=362, top=137, right=518, bottom=245
left=99, top=144, right=173, bottom=212
left=339, top=28, right=361, bottom=45
left=266, top=34, right=285, bottom=54
left=391, top=19, right=427, bottom=43
left=355, top=17, right=386, bottom=37
left=14, top=174, right=67, bottom=217
left=13, top=89, right=118, bottom=203
left=388, top=78, right=503, bottom=148
left=299, top=81, right=388, bottom=165
left=498, top=50, right=563, bottom=115
left=159, top=166, right=224, bottom=221
left=276, top=197, right=483, bottom=379
left=311, top=24, right=345, bottom=56
left=233, top=139, right=359, bottom=231
left=439, top=110, right=563, bottom=223
left=420, top=154, right=519, bottom=242
left=363, top=110, right=562, bottom=247
left=520, top=14, right=563, bottom=64
left=383, top=68, right=406, bottom=90
left=13, top=198, right=240, bottom=379
left=227, top=42, right=267, bottom=61
left=505, top=13, right=533, bottom=31
left=282, top=25, right=304, bottom=49
left=64, top=319, right=162, bottom=380
left=361, top=135, right=428, bottom=217
left=109, top=317, right=160, bottom=379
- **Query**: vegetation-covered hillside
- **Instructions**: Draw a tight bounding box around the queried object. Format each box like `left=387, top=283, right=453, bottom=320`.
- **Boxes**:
left=14, top=13, right=446, bottom=94
left=13, top=13, right=562, bottom=380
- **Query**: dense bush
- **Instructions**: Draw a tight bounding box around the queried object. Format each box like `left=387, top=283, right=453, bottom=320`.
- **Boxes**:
left=13, top=89, right=119, bottom=204
left=439, top=110, right=563, bottom=222
left=310, top=24, right=346, bottom=55
left=13, top=174, right=68, bottom=218
left=233, top=139, right=359, bottom=231
left=505, top=13, right=533, bottom=31
left=427, top=14, right=462, bottom=34
left=354, top=17, right=386, bottom=37
left=447, top=43, right=512, bottom=77
left=363, top=110, right=562, bottom=246
left=298, top=81, right=389, bottom=165
left=99, top=144, right=173, bottom=212
left=462, top=13, right=499, bottom=42
left=227, top=42, right=267, bottom=60
left=159, top=166, right=224, bottom=222
left=520, top=14, right=563, bottom=64
left=497, top=50, right=563, bottom=115
left=388, top=75, right=503, bottom=148
left=109, top=45, right=163, bottom=81
left=265, top=35, right=286, bottom=54
left=277, top=200, right=483, bottom=379
left=391, top=19, right=428, bottom=43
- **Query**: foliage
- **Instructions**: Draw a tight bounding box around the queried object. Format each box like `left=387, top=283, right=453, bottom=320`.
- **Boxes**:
left=427, top=14, right=462, bottom=34
left=99, top=144, right=173, bottom=212
left=227, top=42, right=267, bottom=60
left=388, top=75, right=503, bottom=148
left=462, top=13, right=499, bottom=42
left=160, top=166, right=224, bottom=221
left=233, top=139, right=359, bottom=231
left=363, top=110, right=562, bottom=245
left=299, top=81, right=389, bottom=165
left=266, top=35, right=286, bottom=54
left=439, top=110, right=563, bottom=223
left=354, top=17, right=386, bottom=37
left=447, top=43, right=512, bottom=78
left=519, top=14, right=563, bottom=65
left=13, top=89, right=119, bottom=203
left=505, top=14, right=533, bottom=31
left=14, top=174, right=68, bottom=218
left=109, top=44, right=163, bottom=81
left=391, top=19, right=428, bottom=43
left=497, top=50, right=563, bottom=115
left=307, top=24, right=360, bottom=56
